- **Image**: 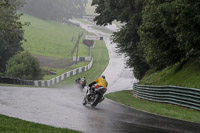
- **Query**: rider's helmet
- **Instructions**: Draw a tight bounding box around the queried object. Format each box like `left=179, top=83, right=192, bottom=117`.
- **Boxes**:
left=101, top=75, right=105, bottom=79
left=81, top=77, right=85, bottom=81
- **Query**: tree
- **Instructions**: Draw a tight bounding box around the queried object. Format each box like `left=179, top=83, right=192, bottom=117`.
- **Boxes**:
left=93, top=0, right=200, bottom=80
left=138, top=0, right=185, bottom=70
left=6, top=51, right=43, bottom=80
left=0, top=0, right=25, bottom=73
left=173, top=0, right=200, bottom=58
left=92, top=0, right=149, bottom=79
left=139, top=0, right=200, bottom=70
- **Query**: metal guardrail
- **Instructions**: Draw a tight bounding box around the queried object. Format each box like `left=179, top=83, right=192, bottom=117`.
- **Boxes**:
left=0, top=77, right=34, bottom=86
left=133, top=84, right=200, bottom=111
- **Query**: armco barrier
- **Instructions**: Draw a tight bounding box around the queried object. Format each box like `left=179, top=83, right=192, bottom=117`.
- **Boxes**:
left=0, top=58, right=93, bottom=87
left=73, top=45, right=93, bottom=62
left=34, top=58, right=93, bottom=87
left=0, top=76, right=34, bottom=86
left=133, top=84, right=200, bottom=111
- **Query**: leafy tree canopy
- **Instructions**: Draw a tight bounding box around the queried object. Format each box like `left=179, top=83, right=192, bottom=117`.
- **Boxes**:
left=92, top=0, right=200, bottom=79
left=0, top=0, right=26, bottom=73
left=92, top=0, right=149, bottom=79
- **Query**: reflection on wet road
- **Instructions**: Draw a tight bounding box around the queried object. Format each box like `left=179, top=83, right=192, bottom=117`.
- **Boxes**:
left=0, top=86, right=199, bottom=133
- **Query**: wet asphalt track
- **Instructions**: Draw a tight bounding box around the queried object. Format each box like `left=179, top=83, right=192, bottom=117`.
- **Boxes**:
left=0, top=86, right=200, bottom=133
left=0, top=20, right=200, bottom=133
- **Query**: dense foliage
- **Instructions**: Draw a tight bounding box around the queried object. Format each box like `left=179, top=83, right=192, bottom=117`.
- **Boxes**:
left=6, top=51, right=43, bottom=80
left=92, top=0, right=200, bottom=79
left=92, top=0, right=149, bottom=79
left=21, top=0, right=88, bottom=21
left=0, top=0, right=25, bottom=73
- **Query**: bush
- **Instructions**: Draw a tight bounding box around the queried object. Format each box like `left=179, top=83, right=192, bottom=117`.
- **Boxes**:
left=5, top=51, right=43, bottom=80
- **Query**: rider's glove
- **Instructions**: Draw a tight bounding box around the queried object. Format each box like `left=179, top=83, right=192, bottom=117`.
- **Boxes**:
left=88, top=81, right=96, bottom=87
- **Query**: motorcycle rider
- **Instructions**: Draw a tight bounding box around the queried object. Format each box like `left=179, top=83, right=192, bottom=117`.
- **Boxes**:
left=88, top=75, right=108, bottom=102
left=79, top=77, right=86, bottom=89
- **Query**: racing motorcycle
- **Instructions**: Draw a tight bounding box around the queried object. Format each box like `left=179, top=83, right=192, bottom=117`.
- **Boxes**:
left=82, top=85, right=105, bottom=107
left=75, top=77, right=86, bottom=91
left=79, top=78, right=86, bottom=90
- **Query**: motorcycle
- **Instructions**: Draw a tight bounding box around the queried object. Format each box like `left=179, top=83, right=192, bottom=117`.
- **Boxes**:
left=82, top=85, right=105, bottom=107
left=75, top=77, right=86, bottom=91
left=79, top=78, right=86, bottom=90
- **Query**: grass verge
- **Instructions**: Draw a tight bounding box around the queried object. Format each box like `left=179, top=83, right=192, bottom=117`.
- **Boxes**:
left=20, top=14, right=89, bottom=59
left=0, top=114, right=81, bottom=133
left=42, top=62, right=88, bottom=80
left=139, top=58, right=200, bottom=89
left=52, top=40, right=109, bottom=88
left=105, top=90, right=200, bottom=123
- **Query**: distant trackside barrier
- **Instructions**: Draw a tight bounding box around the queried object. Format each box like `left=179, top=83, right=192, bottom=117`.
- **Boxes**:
left=34, top=58, right=93, bottom=87
left=0, top=58, right=93, bottom=87
left=133, top=84, right=200, bottom=111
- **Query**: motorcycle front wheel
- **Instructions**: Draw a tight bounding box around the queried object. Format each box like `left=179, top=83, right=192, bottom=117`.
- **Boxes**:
left=82, top=97, right=87, bottom=105
left=91, top=93, right=101, bottom=107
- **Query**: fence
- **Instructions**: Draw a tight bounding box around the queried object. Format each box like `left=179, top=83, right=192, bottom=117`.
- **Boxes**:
left=133, top=84, right=200, bottom=111
left=0, top=77, right=34, bottom=86
left=0, top=58, right=93, bottom=87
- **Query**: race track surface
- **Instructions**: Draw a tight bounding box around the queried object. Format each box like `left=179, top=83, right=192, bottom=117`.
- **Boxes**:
left=0, top=86, right=199, bottom=133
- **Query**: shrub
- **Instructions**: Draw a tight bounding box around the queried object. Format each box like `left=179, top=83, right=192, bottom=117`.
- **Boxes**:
left=5, top=51, right=43, bottom=80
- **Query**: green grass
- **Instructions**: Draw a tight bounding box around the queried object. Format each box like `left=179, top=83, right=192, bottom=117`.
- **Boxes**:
left=139, top=58, right=200, bottom=89
left=106, top=90, right=200, bottom=123
left=106, top=57, right=200, bottom=123
left=0, top=114, right=81, bottom=133
left=19, top=14, right=95, bottom=80
left=42, top=62, right=89, bottom=80
left=53, top=40, right=109, bottom=88
left=0, top=16, right=109, bottom=132
left=20, top=14, right=89, bottom=59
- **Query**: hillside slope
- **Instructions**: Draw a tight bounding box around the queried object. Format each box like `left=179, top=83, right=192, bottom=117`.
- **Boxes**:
left=139, top=57, right=200, bottom=89
left=20, top=14, right=89, bottom=59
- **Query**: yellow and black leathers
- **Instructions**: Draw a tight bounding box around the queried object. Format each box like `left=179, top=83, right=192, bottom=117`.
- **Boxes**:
left=94, top=77, right=108, bottom=88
